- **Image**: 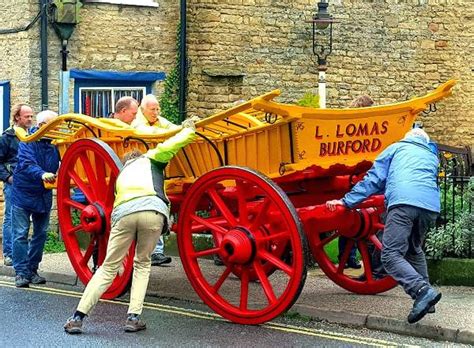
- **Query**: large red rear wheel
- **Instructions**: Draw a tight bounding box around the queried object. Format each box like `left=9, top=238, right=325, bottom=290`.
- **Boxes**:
left=57, top=139, right=134, bottom=299
left=311, top=207, right=397, bottom=295
left=177, top=166, right=309, bottom=325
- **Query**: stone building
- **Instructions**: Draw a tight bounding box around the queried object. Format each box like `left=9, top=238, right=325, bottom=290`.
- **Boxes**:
left=0, top=0, right=472, bottom=234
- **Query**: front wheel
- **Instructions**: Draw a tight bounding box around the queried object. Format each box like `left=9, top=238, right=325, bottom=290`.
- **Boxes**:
left=177, top=166, right=309, bottom=325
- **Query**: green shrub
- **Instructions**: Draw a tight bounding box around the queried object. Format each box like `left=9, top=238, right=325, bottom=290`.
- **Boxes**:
left=43, top=231, right=66, bottom=254
left=425, top=177, right=473, bottom=259
left=296, top=92, right=320, bottom=108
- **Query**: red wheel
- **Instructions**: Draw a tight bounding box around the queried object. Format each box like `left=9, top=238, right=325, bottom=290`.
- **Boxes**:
left=177, top=166, right=309, bottom=325
left=311, top=208, right=397, bottom=295
left=57, top=139, right=134, bottom=299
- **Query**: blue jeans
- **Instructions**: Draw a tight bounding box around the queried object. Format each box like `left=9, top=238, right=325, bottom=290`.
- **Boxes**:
left=153, top=236, right=165, bottom=254
left=2, top=182, right=13, bottom=258
left=12, top=205, right=50, bottom=277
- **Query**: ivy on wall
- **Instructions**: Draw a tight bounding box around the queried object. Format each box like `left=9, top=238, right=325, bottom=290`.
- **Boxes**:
left=160, top=23, right=182, bottom=125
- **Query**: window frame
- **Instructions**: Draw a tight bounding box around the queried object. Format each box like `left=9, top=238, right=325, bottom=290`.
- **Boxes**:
left=71, top=69, right=166, bottom=117
left=79, top=86, right=147, bottom=117
left=83, top=0, right=159, bottom=7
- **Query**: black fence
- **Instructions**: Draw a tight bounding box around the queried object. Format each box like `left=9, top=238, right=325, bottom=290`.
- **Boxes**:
left=435, top=144, right=473, bottom=258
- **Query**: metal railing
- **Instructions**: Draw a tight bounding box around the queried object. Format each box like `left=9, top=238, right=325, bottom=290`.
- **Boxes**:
left=435, top=144, right=473, bottom=258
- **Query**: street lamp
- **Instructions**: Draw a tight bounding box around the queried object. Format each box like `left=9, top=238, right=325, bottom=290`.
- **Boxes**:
left=307, top=0, right=336, bottom=108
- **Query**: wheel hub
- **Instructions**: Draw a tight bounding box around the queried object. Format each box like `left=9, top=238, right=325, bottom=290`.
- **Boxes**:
left=80, top=203, right=106, bottom=234
left=220, top=227, right=256, bottom=264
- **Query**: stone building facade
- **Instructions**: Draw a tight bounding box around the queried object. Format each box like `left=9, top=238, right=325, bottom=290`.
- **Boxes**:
left=0, top=0, right=472, bottom=236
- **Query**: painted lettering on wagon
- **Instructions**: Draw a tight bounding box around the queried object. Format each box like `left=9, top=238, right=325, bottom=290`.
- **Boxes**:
left=315, top=121, right=389, bottom=156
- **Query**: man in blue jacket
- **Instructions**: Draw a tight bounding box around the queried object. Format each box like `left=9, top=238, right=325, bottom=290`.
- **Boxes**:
left=12, top=110, right=60, bottom=288
left=0, top=104, right=33, bottom=266
left=326, top=128, right=441, bottom=324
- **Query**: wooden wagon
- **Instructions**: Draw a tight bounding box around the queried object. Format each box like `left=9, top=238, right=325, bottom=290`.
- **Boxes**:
left=16, top=80, right=455, bottom=324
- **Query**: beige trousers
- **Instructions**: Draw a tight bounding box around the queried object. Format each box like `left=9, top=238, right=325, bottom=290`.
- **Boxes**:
left=77, top=210, right=164, bottom=315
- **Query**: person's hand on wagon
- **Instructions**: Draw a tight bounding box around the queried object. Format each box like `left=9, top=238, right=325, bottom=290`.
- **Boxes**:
left=181, top=116, right=200, bottom=131
left=325, top=199, right=345, bottom=212
left=41, top=172, right=56, bottom=183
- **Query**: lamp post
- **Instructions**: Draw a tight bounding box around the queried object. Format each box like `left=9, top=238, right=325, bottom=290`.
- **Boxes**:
left=307, top=1, right=336, bottom=108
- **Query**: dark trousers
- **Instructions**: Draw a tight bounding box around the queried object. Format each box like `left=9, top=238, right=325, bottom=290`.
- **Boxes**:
left=381, top=205, right=437, bottom=298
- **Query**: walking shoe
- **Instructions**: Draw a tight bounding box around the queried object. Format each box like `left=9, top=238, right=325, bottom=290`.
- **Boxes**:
left=64, top=315, right=83, bottom=334
left=124, top=314, right=146, bottom=332
left=15, top=275, right=30, bottom=288
left=4, top=256, right=13, bottom=266
left=30, top=272, right=46, bottom=285
left=151, top=253, right=172, bottom=266
left=407, top=286, right=442, bottom=324
left=345, top=258, right=362, bottom=269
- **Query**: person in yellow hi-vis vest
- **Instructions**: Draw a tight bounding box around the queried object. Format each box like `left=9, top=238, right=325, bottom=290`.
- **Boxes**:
left=64, top=117, right=197, bottom=335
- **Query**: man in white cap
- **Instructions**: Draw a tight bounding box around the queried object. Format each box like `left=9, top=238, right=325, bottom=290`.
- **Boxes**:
left=326, top=128, right=441, bottom=324
left=12, top=110, right=60, bottom=287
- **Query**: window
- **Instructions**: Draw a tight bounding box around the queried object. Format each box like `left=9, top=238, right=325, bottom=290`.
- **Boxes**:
left=84, top=0, right=158, bottom=7
left=70, top=69, right=165, bottom=118
left=79, top=87, right=145, bottom=118
left=0, top=81, right=10, bottom=131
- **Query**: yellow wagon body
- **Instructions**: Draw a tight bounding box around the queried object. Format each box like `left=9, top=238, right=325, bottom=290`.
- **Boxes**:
left=15, top=79, right=456, bottom=190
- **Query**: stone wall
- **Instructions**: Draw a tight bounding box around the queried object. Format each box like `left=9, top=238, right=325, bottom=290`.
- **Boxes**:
left=1, top=0, right=471, bottom=143
left=186, top=0, right=473, bottom=146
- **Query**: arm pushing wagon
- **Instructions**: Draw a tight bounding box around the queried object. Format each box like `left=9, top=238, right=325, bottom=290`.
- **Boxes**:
left=16, top=80, right=455, bottom=327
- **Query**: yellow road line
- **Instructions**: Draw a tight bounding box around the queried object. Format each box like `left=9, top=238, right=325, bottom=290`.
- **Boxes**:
left=0, top=280, right=413, bottom=347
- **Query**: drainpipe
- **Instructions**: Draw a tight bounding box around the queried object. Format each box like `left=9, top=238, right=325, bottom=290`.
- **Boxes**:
left=178, top=0, right=187, bottom=122
left=40, top=0, right=49, bottom=110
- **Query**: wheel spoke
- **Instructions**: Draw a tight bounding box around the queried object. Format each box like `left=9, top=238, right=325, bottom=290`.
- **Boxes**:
left=79, top=153, right=99, bottom=196
left=358, top=241, right=374, bottom=282
left=250, top=198, right=271, bottom=230
left=68, top=169, right=96, bottom=202
left=236, top=180, right=249, bottom=225
left=337, top=238, right=354, bottom=274
left=212, top=266, right=232, bottom=293
left=255, top=231, right=289, bottom=243
left=191, top=214, right=228, bottom=236
left=258, top=249, right=293, bottom=276
left=94, top=154, right=107, bottom=192
left=64, top=198, right=86, bottom=211
left=64, top=224, right=83, bottom=236
left=207, top=188, right=238, bottom=226
left=104, top=174, right=117, bottom=208
left=253, top=260, right=277, bottom=305
left=192, top=247, right=220, bottom=258
left=314, top=232, right=339, bottom=249
left=80, top=237, right=96, bottom=267
left=239, top=268, right=250, bottom=311
left=369, top=234, right=383, bottom=250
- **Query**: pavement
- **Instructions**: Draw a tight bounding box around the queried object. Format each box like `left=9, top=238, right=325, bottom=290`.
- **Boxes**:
left=0, top=252, right=473, bottom=345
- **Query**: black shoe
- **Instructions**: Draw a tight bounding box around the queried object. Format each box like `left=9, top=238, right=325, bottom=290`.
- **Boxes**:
left=407, top=286, right=442, bottom=324
left=15, top=275, right=30, bottom=288
left=64, top=315, right=83, bottom=334
left=346, top=259, right=362, bottom=269
left=213, top=254, right=224, bottom=266
left=124, top=314, right=146, bottom=332
left=151, top=253, right=172, bottom=266
left=30, top=272, right=46, bottom=285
